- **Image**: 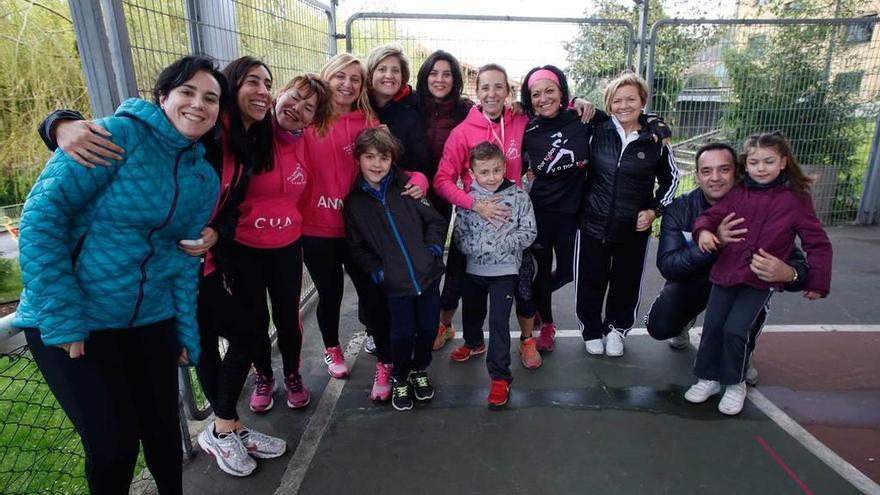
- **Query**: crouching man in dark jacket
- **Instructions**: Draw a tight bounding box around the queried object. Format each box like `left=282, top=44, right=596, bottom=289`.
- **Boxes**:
left=644, top=142, right=808, bottom=383
left=345, top=127, right=448, bottom=411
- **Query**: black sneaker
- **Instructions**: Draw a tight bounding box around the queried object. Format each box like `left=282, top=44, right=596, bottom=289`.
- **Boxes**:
left=409, top=369, right=434, bottom=401
left=391, top=378, right=413, bottom=411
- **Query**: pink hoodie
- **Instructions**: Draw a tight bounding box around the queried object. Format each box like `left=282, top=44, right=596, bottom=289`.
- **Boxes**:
left=204, top=113, right=246, bottom=276
left=234, top=125, right=309, bottom=249
left=433, top=105, right=528, bottom=209
left=300, top=110, right=429, bottom=238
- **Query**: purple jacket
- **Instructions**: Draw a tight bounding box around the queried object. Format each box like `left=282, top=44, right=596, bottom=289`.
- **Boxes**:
left=692, top=182, right=832, bottom=295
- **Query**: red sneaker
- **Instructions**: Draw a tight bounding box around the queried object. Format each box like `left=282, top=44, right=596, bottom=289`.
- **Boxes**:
left=432, top=322, right=456, bottom=350
left=450, top=343, right=486, bottom=362
left=487, top=379, right=510, bottom=407
left=535, top=322, right=557, bottom=352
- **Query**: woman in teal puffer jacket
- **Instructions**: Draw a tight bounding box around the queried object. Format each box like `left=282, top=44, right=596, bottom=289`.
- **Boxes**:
left=15, top=55, right=225, bottom=495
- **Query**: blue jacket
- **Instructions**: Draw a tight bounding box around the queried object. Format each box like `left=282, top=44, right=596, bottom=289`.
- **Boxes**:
left=14, top=98, right=219, bottom=364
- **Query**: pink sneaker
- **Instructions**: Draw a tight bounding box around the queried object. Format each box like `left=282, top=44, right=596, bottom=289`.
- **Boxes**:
left=536, top=322, right=557, bottom=352
left=249, top=371, right=275, bottom=413
left=370, top=362, right=393, bottom=401
left=324, top=345, right=349, bottom=378
left=284, top=372, right=310, bottom=409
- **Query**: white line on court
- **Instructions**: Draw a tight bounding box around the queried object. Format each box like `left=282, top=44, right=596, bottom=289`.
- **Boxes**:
left=272, top=323, right=879, bottom=494
left=274, top=333, right=365, bottom=495
left=460, top=324, right=880, bottom=339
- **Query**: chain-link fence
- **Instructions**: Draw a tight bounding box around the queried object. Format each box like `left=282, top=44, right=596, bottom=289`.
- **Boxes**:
left=647, top=17, right=880, bottom=226
left=345, top=13, right=634, bottom=102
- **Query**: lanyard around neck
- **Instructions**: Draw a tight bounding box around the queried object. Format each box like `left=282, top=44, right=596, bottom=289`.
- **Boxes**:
left=482, top=109, right=505, bottom=149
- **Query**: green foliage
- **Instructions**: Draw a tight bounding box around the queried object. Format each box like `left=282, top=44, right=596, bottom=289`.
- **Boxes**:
left=0, top=0, right=87, bottom=205
left=721, top=0, right=864, bottom=172
left=0, top=258, right=21, bottom=303
left=564, top=0, right=717, bottom=116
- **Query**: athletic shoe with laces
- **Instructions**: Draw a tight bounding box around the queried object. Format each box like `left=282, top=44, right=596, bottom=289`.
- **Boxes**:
left=363, top=334, right=376, bottom=355
left=409, top=369, right=434, bottom=401
left=487, top=379, right=510, bottom=407
left=284, top=372, right=310, bottom=409
left=535, top=322, right=556, bottom=352
left=391, top=377, right=413, bottom=411
left=198, top=425, right=256, bottom=477
left=237, top=426, right=286, bottom=459
left=450, top=343, right=486, bottom=362
left=585, top=338, right=604, bottom=355
left=371, top=362, right=393, bottom=401
left=668, top=317, right=696, bottom=350
left=745, top=364, right=759, bottom=386
left=684, top=379, right=722, bottom=403
left=604, top=328, right=625, bottom=357
left=324, top=345, right=349, bottom=378
left=718, top=382, right=748, bottom=415
left=432, top=322, right=456, bottom=350
left=519, top=338, right=542, bottom=369
left=249, top=371, right=275, bottom=413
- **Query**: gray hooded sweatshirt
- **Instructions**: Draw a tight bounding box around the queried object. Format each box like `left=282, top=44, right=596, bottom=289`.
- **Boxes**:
left=454, top=179, right=537, bottom=277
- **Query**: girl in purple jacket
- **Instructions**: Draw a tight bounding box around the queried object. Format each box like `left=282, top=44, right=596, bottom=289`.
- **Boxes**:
left=686, top=131, right=832, bottom=416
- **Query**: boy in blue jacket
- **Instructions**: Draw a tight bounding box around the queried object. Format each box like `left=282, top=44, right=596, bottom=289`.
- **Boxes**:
left=345, top=127, right=447, bottom=411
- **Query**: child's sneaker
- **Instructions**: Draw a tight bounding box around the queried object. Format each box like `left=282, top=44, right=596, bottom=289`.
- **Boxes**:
left=535, top=322, right=556, bottom=352
left=604, top=328, right=625, bottom=357
left=487, top=379, right=510, bottom=408
left=745, top=364, right=759, bottom=386
left=684, top=379, right=722, bottom=403
left=249, top=371, right=275, bottom=413
left=433, top=322, right=456, bottom=350
left=198, top=425, right=256, bottom=477
left=391, top=377, right=413, bottom=411
left=718, top=382, right=748, bottom=415
left=371, top=362, right=393, bottom=401
left=410, top=369, right=434, bottom=401
left=450, top=343, right=486, bottom=362
left=519, top=338, right=542, bottom=369
left=237, top=426, right=286, bottom=459
left=324, top=345, right=349, bottom=378
left=284, top=372, right=310, bottom=409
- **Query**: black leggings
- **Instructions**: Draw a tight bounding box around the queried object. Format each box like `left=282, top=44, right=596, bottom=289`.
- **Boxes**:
left=232, top=240, right=304, bottom=378
left=301, top=236, right=390, bottom=362
left=531, top=210, right=578, bottom=323
left=574, top=228, right=651, bottom=340
left=25, top=320, right=182, bottom=495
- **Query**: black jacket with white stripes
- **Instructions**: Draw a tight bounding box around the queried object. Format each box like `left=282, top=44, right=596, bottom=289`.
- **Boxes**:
left=580, top=117, right=678, bottom=243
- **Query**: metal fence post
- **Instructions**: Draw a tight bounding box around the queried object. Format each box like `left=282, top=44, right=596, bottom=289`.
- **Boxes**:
left=185, top=0, right=239, bottom=64
left=635, top=0, right=650, bottom=75
left=68, top=0, right=138, bottom=117
left=858, top=112, right=880, bottom=225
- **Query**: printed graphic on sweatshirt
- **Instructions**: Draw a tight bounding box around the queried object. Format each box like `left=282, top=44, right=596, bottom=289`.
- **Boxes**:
left=286, top=163, right=306, bottom=185
left=317, top=195, right=344, bottom=210
left=538, top=132, right=584, bottom=175
left=254, top=217, right=295, bottom=229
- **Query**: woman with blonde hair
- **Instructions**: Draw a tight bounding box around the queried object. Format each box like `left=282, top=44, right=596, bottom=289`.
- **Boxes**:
left=299, top=53, right=428, bottom=390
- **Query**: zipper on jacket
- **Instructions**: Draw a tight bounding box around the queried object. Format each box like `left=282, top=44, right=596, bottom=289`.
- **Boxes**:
left=602, top=131, right=626, bottom=242
left=382, top=199, right=422, bottom=295
left=129, top=145, right=191, bottom=327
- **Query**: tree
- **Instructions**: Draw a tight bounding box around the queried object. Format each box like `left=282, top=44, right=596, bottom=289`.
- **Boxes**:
left=564, top=0, right=717, bottom=117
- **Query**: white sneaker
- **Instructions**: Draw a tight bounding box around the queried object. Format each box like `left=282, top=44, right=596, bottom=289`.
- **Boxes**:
left=238, top=427, right=287, bottom=459
left=684, top=379, right=722, bottom=403
left=745, top=364, right=759, bottom=386
left=668, top=317, right=695, bottom=350
left=585, top=338, right=604, bottom=355
left=604, top=329, right=625, bottom=357
left=198, top=425, right=257, bottom=477
left=718, top=382, right=748, bottom=415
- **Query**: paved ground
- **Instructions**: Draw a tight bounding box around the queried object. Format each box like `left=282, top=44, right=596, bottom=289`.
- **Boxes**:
left=181, top=225, right=880, bottom=495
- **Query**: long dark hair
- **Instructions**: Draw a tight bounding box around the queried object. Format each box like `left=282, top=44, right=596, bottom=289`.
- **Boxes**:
left=223, top=56, right=275, bottom=174
left=519, top=65, right=570, bottom=117
left=740, top=131, right=814, bottom=196
left=416, top=50, right=465, bottom=112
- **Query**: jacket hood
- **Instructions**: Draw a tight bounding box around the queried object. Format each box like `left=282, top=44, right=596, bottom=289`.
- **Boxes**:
left=115, top=98, right=203, bottom=151
left=461, top=105, right=517, bottom=134
left=470, top=178, right=515, bottom=198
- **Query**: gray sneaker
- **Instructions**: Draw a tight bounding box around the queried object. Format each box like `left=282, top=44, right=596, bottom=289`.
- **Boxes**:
left=238, top=427, right=287, bottom=459
left=668, top=317, right=696, bottom=350
left=198, top=426, right=256, bottom=477
left=363, top=334, right=377, bottom=355
left=745, top=364, right=759, bottom=386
